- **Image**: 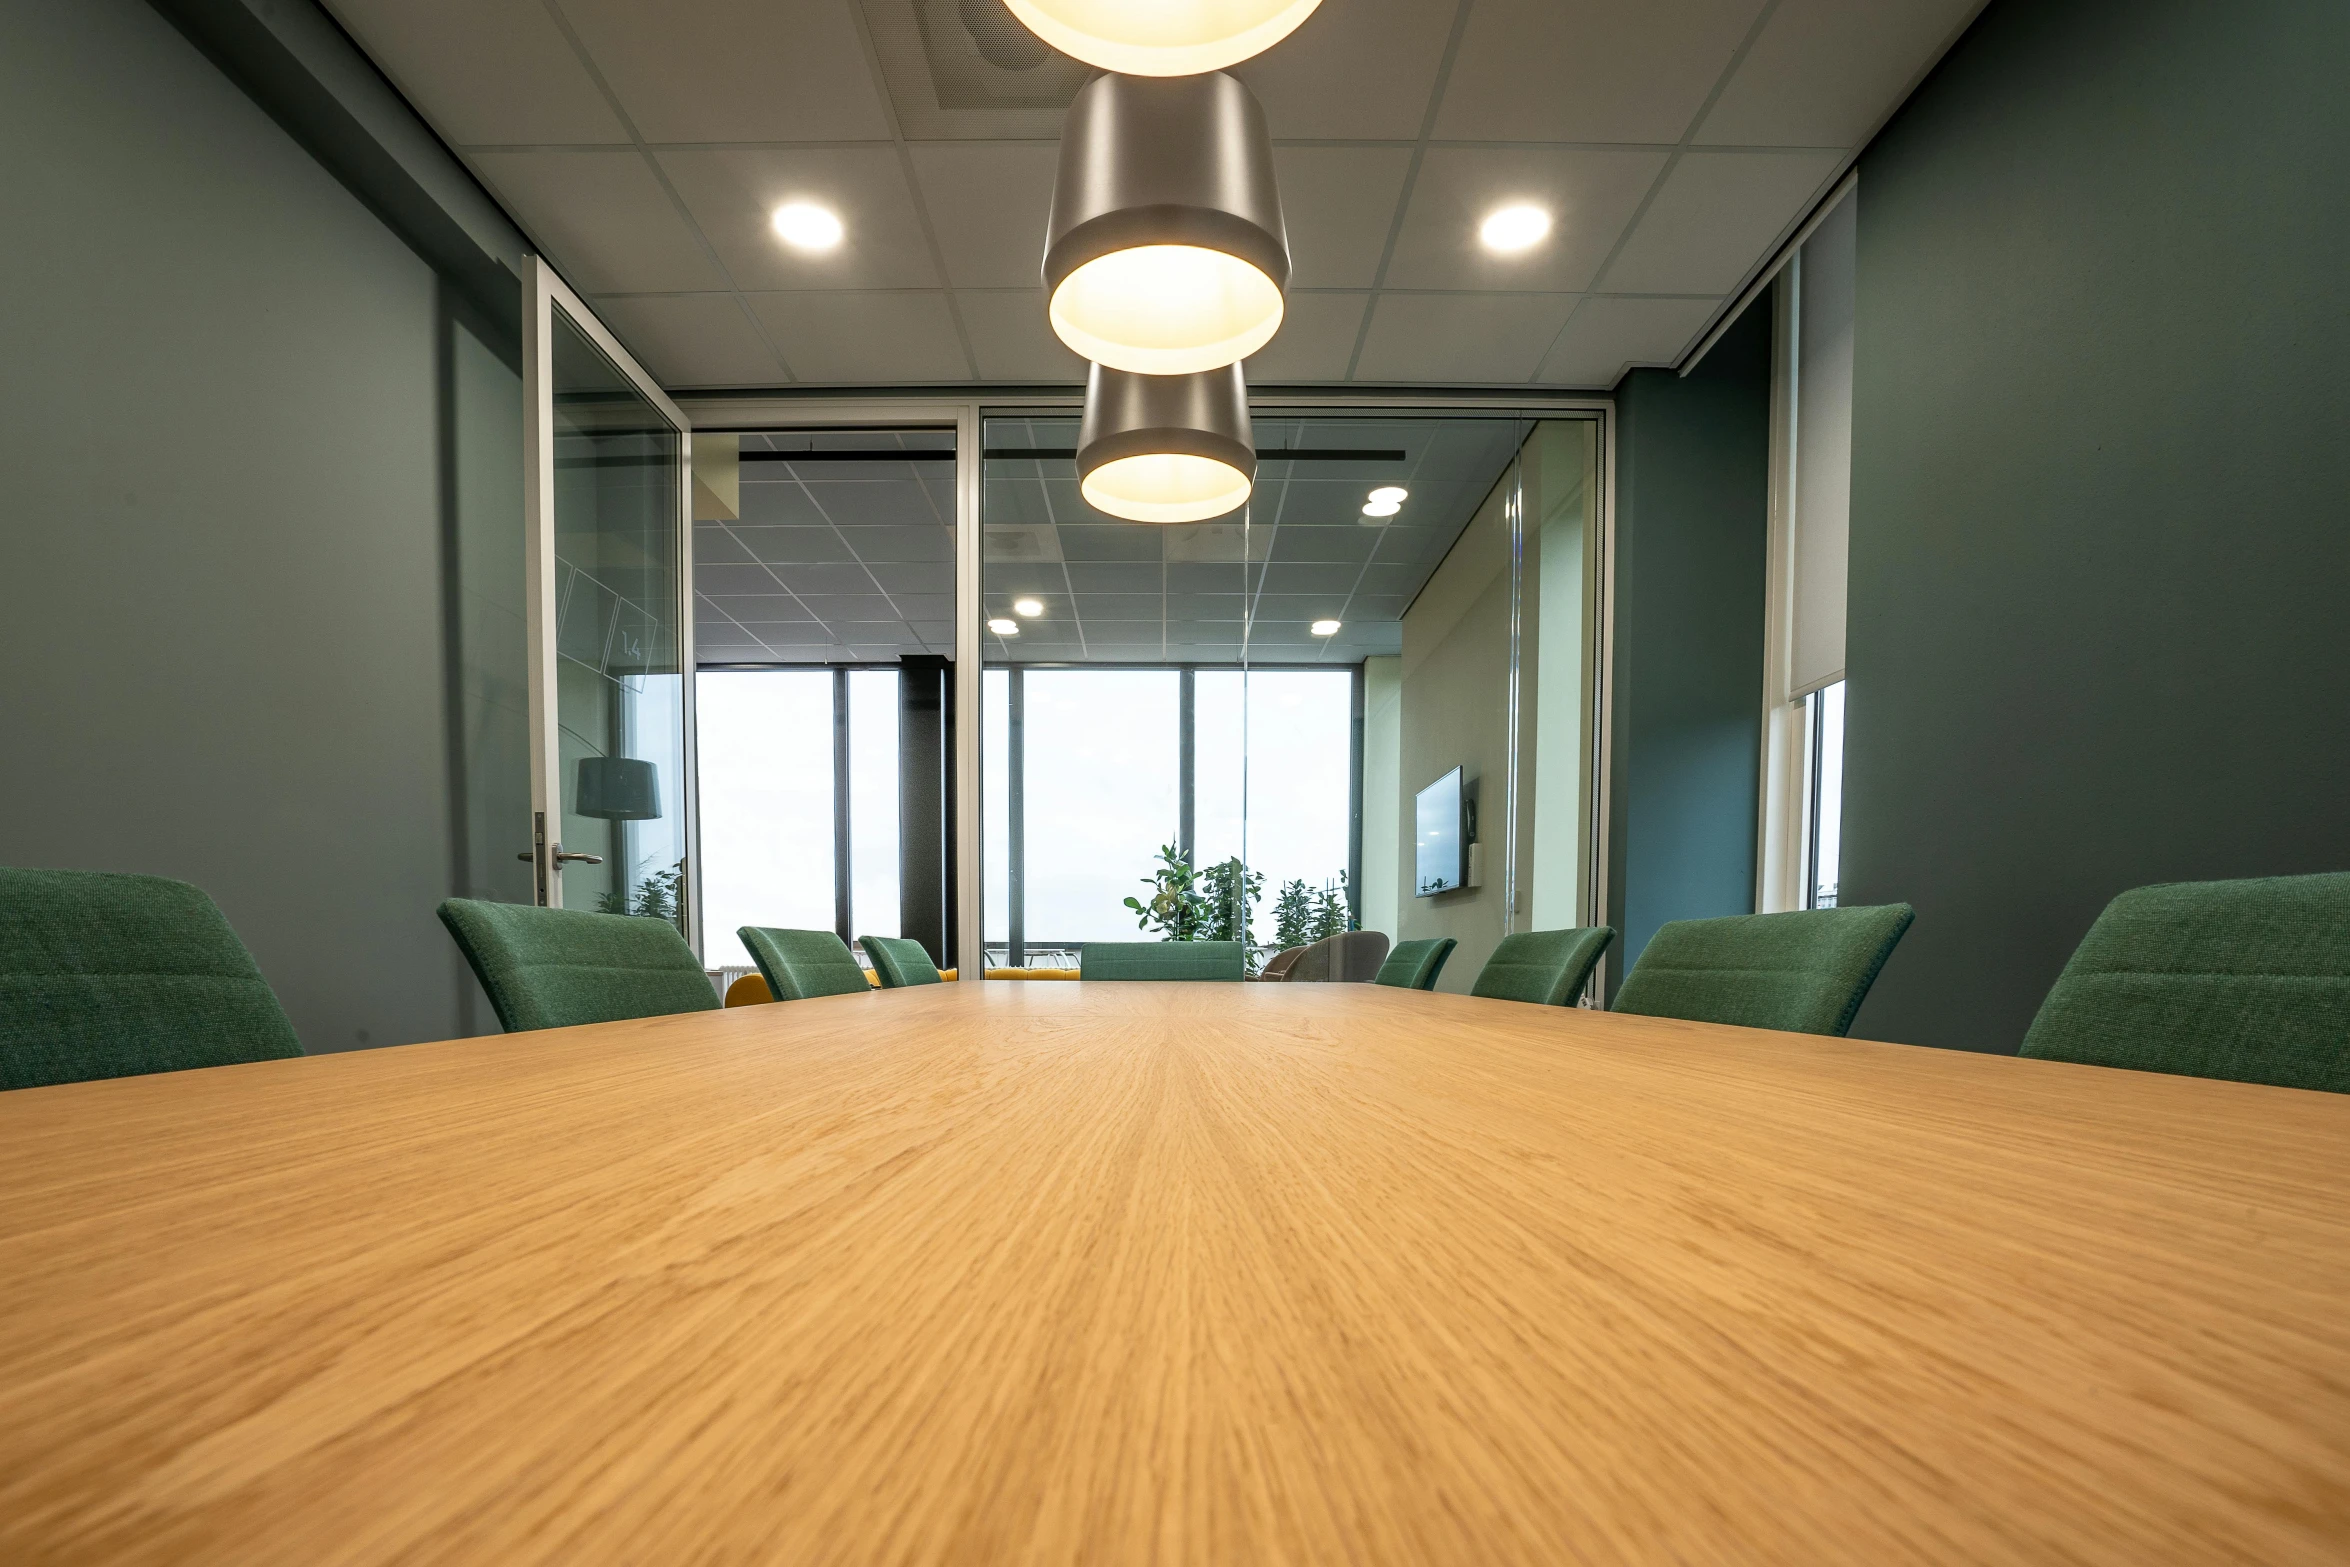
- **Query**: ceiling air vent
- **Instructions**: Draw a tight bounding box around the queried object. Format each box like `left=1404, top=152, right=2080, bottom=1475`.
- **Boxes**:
left=859, top=0, right=1089, bottom=139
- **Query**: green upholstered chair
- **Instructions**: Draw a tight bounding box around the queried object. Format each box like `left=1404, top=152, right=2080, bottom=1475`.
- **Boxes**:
left=1375, top=937, right=1457, bottom=991
left=1, top=867, right=303, bottom=1090
left=1470, top=927, right=1616, bottom=1006
left=740, top=926, right=874, bottom=1000
left=1610, top=904, right=1914, bottom=1037
left=437, top=898, right=719, bottom=1033
left=2019, top=873, right=2350, bottom=1093
left=1080, top=941, right=1246, bottom=981
left=861, top=935, right=942, bottom=988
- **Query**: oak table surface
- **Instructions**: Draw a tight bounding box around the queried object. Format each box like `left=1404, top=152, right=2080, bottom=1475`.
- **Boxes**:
left=3, top=983, right=2348, bottom=1565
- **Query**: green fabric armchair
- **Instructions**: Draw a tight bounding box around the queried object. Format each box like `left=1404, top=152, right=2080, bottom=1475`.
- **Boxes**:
left=1, top=867, right=303, bottom=1090
left=1610, top=904, right=1913, bottom=1037
left=2019, top=873, right=2350, bottom=1093
left=740, top=926, right=874, bottom=1000
left=1374, top=937, right=1457, bottom=991
left=1080, top=941, right=1246, bottom=981
left=437, top=898, right=719, bottom=1033
left=861, top=935, right=942, bottom=988
left=1470, top=927, right=1616, bottom=1006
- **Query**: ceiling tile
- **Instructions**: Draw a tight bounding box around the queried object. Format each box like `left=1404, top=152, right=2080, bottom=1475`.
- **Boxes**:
left=958, top=292, right=1088, bottom=382
left=1536, top=295, right=1722, bottom=386
left=775, top=562, right=882, bottom=595
left=1244, top=293, right=1369, bottom=383
left=470, top=151, right=723, bottom=293
left=1433, top=0, right=1767, bottom=143
left=1697, top=0, right=1982, bottom=148
left=1274, top=147, right=1413, bottom=290
left=1598, top=150, right=1845, bottom=294
left=556, top=0, right=892, bottom=142
left=1231, top=0, right=1456, bottom=139
left=1064, top=562, right=1162, bottom=594
left=324, top=0, right=628, bottom=145
left=908, top=143, right=1058, bottom=289
left=592, top=294, right=785, bottom=387
left=659, top=148, right=941, bottom=291
left=731, top=524, right=853, bottom=562
left=746, top=292, right=971, bottom=382
left=1383, top=147, right=1668, bottom=293
left=1353, top=294, right=1578, bottom=383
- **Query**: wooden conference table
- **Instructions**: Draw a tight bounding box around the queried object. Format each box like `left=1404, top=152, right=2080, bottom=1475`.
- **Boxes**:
left=3, top=983, right=2348, bottom=1564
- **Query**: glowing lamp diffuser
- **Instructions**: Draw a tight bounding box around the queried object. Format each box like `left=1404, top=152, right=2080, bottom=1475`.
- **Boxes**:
left=1004, top=0, right=1322, bottom=75
left=1077, top=362, right=1256, bottom=525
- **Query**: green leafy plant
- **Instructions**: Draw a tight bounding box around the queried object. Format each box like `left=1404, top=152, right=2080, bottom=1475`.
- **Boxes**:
left=1311, top=872, right=1355, bottom=942
left=1123, top=843, right=1213, bottom=940
left=601, top=860, right=684, bottom=928
left=1200, top=856, right=1264, bottom=948
left=1273, top=879, right=1317, bottom=950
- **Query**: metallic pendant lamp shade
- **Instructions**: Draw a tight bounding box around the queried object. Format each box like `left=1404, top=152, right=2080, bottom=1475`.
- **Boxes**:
left=1003, top=0, right=1322, bottom=75
left=1078, top=361, right=1256, bottom=524
left=1043, top=71, right=1289, bottom=376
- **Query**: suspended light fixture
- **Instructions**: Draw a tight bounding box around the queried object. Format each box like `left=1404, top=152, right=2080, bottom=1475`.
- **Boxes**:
left=1003, top=0, right=1322, bottom=75
left=1077, top=361, right=1255, bottom=525
left=1044, top=71, right=1289, bottom=376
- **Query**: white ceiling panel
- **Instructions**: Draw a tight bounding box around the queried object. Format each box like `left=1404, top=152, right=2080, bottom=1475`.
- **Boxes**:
left=1274, top=147, right=1414, bottom=291
left=470, top=151, right=725, bottom=294
left=1536, top=295, right=1722, bottom=386
left=324, top=0, right=627, bottom=146
left=957, top=291, right=1086, bottom=382
left=747, top=292, right=971, bottom=382
left=1246, top=292, right=1371, bottom=383
left=1383, top=147, right=1667, bottom=293
left=908, top=143, right=1058, bottom=289
left=1231, top=0, right=1457, bottom=140
left=1698, top=0, right=1983, bottom=147
left=555, top=0, right=893, bottom=143
left=1599, top=149, right=1845, bottom=294
left=593, top=294, right=790, bottom=387
left=1354, top=293, right=1578, bottom=384
left=659, top=147, right=941, bottom=290
left=1434, top=0, right=1767, bottom=144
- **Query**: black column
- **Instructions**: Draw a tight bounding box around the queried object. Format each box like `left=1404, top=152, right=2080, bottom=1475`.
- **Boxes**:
left=898, top=655, right=950, bottom=967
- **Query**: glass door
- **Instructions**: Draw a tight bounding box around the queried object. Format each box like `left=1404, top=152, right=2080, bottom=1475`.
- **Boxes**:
left=523, top=260, right=697, bottom=948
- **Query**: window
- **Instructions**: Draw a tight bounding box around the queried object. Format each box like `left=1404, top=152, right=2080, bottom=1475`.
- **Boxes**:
left=1807, top=680, right=1845, bottom=908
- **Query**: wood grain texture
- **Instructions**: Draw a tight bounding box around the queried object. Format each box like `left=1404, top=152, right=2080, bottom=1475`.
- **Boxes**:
left=3, top=983, right=2348, bottom=1564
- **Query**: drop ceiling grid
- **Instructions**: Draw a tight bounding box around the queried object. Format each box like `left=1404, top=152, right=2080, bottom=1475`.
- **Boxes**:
left=320, top=0, right=1988, bottom=392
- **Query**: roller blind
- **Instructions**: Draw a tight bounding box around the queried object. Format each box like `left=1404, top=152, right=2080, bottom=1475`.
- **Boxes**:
left=1791, top=193, right=1854, bottom=698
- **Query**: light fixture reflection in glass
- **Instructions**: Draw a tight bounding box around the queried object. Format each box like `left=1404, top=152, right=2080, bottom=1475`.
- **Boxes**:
left=1076, top=361, right=1256, bottom=525
left=1368, top=486, right=1408, bottom=505
left=1478, top=204, right=1550, bottom=254
left=1311, top=619, right=1341, bottom=636
left=988, top=617, right=1019, bottom=636
left=1003, top=0, right=1322, bottom=76
left=1013, top=598, right=1044, bottom=617
left=1361, top=499, right=1401, bottom=518
left=772, top=202, right=844, bottom=252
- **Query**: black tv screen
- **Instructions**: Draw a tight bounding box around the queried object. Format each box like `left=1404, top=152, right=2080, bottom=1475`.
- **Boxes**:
left=1415, top=767, right=1465, bottom=896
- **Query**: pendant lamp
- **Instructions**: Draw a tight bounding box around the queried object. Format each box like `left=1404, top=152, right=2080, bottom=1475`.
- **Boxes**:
left=1003, top=0, right=1322, bottom=76
left=1044, top=71, right=1288, bottom=376
left=1077, top=361, right=1255, bottom=525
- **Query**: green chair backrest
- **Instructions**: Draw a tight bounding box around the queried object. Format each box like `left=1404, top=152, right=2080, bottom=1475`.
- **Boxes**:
left=862, top=935, right=942, bottom=988
left=1375, top=937, right=1457, bottom=991
left=1470, top=927, right=1616, bottom=1005
left=1, top=867, right=303, bottom=1090
left=1080, top=941, right=1246, bottom=981
left=740, top=926, right=874, bottom=1000
left=1610, top=904, right=1914, bottom=1036
left=2019, top=873, right=2350, bottom=1093
left=437, top=898, right=719, bottom=1033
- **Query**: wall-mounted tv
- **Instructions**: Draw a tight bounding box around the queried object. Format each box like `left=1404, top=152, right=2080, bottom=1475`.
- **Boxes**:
left=1415, top=767, right=1467, bottom=897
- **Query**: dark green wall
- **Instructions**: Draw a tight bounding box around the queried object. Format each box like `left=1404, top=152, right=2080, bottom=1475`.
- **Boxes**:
left=1842, top=0, right=2350, bottom=1050
left=0, top=0, right=530, bottom=1051
left=1604, top=305, right=1772, bottom=986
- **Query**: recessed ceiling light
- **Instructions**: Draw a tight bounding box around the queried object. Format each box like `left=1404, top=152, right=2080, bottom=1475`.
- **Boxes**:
left=1361, top=499, right=1402, bottom=518
left=1012, top=598, right=1044, bottom=617
left=772, top=202, right=843, bottom=252
left=1368, top=486, right=1408, bottom=505
left=1311, top=618, right=1341, bottom=636
left=988, top=617, right=1019, bottom=636
left=1479, top=205, right=1550, bottom=254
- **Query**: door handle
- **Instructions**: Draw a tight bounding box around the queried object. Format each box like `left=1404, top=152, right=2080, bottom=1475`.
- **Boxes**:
left=517, top=847, right=607, bottom=866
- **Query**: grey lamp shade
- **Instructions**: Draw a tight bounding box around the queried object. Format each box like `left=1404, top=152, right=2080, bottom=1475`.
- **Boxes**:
left=1077, top=361, right=1256, bottom=524
left=576, top=756, right=662, bottom=821
left=1042, top=71, right=1289, bottom=375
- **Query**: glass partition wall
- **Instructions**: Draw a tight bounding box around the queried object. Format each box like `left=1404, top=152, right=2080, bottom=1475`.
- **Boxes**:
left=978, top=411, right=1606, bottom=990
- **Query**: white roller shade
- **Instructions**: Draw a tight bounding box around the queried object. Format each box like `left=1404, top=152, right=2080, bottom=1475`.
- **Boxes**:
left=1791, top=193, right=1854, bottom=697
